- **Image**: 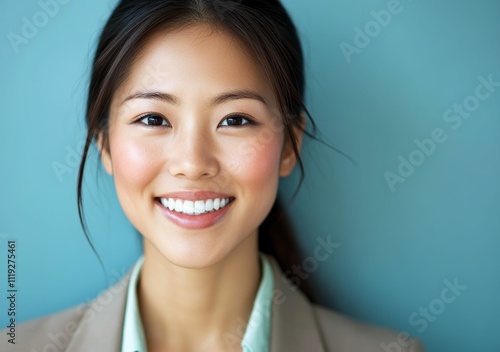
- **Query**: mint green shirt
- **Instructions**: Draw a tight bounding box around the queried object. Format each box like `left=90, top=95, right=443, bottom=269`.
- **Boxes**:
left=121, top=255, right=274, bottom=352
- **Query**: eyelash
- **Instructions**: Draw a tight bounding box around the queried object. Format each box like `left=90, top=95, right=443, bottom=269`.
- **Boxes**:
left=134, top=113, right=170, bottom=127
left=133, top=113, right=258, bottom=128
left=219, top=113, right=258, bottom=127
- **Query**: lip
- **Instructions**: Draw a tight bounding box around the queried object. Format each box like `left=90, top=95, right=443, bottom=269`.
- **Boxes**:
left=158, top=191, right=233, bottom=201
left=155, top=196, right=235, bottom=230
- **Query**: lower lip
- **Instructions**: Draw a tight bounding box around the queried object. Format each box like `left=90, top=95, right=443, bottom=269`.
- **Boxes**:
left=155, top=199, right=234, bottom=229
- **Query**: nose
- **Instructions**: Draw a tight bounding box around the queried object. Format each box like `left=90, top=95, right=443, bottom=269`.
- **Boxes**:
left=167, top=126, right=219, bottom=180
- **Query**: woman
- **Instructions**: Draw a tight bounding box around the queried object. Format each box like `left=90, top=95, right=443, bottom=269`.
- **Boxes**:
left=3, top=1, right=424, bottom=351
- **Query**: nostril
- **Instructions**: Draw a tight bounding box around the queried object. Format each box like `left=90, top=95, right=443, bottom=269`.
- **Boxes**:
left=168, top=160, right=219, bottom=180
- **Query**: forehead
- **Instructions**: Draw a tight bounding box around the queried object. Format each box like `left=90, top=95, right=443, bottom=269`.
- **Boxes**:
left=112, top=24, right=275, bottom=105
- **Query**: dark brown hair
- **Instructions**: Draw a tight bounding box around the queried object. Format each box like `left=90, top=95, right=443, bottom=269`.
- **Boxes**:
left=78, top=0, right=319, bottom=297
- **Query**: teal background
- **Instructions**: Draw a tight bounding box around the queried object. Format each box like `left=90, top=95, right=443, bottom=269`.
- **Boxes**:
left=1, top=0, right=499, bottom=351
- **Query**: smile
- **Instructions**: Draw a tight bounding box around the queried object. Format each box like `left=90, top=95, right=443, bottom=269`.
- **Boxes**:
left=159, top=197, right=233, bottom=216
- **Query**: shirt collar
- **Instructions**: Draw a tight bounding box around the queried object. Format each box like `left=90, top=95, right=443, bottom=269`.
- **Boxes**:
left=241, top=254, right=273, bottom=352
left=121, top=256, right=147, bottom=352
left=121, top=254, right=274, bottom=352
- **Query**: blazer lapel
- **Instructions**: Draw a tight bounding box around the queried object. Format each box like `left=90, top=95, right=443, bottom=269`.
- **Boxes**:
left=66, top=273, right=131, bottom=352
left=64, top=256, right=326, bottom=352
left=267, top=255, right=326, bottom=352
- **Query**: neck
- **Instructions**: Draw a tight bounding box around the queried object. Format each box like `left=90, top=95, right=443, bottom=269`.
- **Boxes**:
left=138, top=232, right=261, bottom=352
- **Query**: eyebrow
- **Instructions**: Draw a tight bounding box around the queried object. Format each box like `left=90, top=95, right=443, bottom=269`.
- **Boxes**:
left=121, top=89, right=267, bottom=107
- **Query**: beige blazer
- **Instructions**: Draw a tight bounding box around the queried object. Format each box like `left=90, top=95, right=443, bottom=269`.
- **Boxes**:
left=1, top=256, right=424, bottom=351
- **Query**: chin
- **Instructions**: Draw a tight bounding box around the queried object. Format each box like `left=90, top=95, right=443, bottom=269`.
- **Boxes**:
left=149, top=235, right=238, bottom=269
left=168, top=252, right=227, bottom=269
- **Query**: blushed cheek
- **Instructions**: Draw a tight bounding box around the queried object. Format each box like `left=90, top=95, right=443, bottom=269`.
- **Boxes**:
left=233, top=136, right=283, bottom=189
left=110, top=138, right=162, bottom=194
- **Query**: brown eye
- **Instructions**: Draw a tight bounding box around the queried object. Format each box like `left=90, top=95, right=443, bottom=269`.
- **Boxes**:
left=219, top=114, right=255, bottom=127
left=137, top=114, right=170, bottom=127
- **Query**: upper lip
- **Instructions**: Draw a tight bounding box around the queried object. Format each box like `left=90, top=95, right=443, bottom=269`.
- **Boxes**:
left=157, top=191, right=234, bottom=201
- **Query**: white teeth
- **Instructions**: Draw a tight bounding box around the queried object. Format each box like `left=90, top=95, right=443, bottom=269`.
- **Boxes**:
left=194, top=200, right=205, bottom=215
left=160, top=198, right=168, bottom=208
left=160, top=197, right=231, bottom=215
left=183, top=200, right=194, bottom=215
left=168, top=198, right=175, bottom=211
left=175, top=199, right=183, bottom=212
left=205, top=199, right=214, bottom=212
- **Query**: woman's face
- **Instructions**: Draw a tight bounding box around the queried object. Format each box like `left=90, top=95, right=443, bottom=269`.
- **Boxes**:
left=102, top=24, right=298, bottom=268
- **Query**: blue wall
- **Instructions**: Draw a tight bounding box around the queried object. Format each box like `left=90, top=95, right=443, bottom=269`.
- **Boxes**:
left=1, top=1, right=499, bottom=351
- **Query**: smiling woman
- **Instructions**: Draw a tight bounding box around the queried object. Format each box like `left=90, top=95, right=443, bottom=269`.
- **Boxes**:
left=1, top=1, right=424, bottom=351
left=102, top=26, right=293, bottom=270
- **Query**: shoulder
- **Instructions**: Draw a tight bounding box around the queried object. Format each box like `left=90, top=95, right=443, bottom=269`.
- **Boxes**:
left=312, top=304, right=425, bottom=352
left=265, top=254, right=425, bottom=351
left=0, top=303, right=87, bottom=352
left=0, top=274, right=130, bottom=352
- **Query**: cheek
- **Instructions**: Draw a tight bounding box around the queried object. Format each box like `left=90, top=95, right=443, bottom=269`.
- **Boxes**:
left=230, top=132, right=284, bottom=189
left=109, top=134, right=162, bottom=193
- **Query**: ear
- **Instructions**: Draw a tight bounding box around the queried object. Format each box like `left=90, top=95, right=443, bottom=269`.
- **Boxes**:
left=97, top=132, right=113, bottom=175
left=279, top=113, right=305, bottom=177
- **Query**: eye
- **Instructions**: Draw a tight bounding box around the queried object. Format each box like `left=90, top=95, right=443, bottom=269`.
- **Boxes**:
left=136, top=113, right=170, bottom=127
left=219, top=114, right=256, bottom=127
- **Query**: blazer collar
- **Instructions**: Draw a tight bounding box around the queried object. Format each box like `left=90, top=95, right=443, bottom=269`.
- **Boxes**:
left=267, top=255, right=326, bottom=352
left=66, top=255, right=326, bottom=352
left=65, top=273, right=130, bottom=352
